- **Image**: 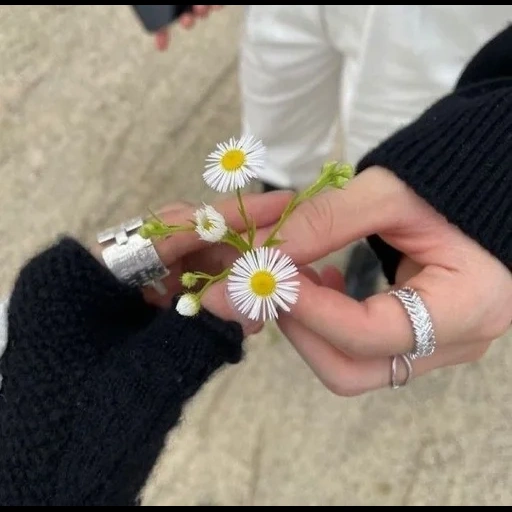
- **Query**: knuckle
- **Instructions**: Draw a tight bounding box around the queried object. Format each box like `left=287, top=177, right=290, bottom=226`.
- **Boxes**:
left=299, top=196, right=336, bottom=244
left=478, top=309, right=511, bottom=341
left=479, top=323, right=506, bottom=343
left=466, top=273, right=512, bottom=342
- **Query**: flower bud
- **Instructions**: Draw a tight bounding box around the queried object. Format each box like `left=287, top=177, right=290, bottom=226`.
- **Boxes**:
left=331, top=163, right=354, bottom=189
left=180, top=272, right=198, bottom=288
left=138, top=220, right=160, bottom=239
left=176, top=293, right=201, bottom=317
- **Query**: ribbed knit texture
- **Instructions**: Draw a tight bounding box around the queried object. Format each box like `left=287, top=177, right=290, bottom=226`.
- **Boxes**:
left=357, top=26, right=512, bottom=283
left=0, top=238, right=243, bottom=506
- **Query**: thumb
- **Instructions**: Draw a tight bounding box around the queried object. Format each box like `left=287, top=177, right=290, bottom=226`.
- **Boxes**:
left=201, top=280, right=264, bottom=337
left=260, top=166, right=407, bottom=266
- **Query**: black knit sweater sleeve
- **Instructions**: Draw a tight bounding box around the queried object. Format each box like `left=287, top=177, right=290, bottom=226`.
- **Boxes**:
left=0, top=238, right=244, bottom=506
left=357, top=26, right=512, bottom=283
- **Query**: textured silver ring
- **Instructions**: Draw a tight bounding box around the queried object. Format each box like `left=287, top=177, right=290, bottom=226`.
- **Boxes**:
left=388, top=286, right=436, bottom=360
left=97, top=217, right=169, bottom=295
left=391, top=354, right=413, bottom=389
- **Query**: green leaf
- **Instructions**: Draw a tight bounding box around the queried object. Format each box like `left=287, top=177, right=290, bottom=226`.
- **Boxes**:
left=264, top=238, right=285, bottom=248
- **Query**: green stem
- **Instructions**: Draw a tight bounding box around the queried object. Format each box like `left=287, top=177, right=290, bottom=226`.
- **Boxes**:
left=303, top=181, right=325, bottom=200
left=222, top=229, right=252, bottom=253
left=194, top=271, right=214, bottom=279
left=144, top=222, right=195, bottom=239
left=236, top=188, right=251, bottom=234
left=261, top=178, right=331, bottom=247
left=262, top=194, right=299, bottom=247
left=167, top=224, right=196, bottom=233
left=197, top=267, right=231, bottom=299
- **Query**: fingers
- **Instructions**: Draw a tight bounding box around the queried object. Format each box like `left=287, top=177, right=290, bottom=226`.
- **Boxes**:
left=283, top=265, right=465, bottom=358
left=278, top=311, right=491, bottom=397
left=179, top=12, right=195, bottom=29
left=154, top=191, right=293, bottom=265
left=282, top=272, right=413, bottom=358
left=192, top=5, right=209, bottom=17
left=258, top=167, right=409, bottom=266
left=145, top=191, right=293, bottom=310
left=180, top=5, right=220, bottom=29
left=156, top=5, right=221, bottom=50
left=299, top=264, right=345, bottom=292
left=319, top=264, right=345, bottom=293
left=154, top=28, right=170, bottom=51
left=285, top=250, right=509, bottom=359
left=298, top=265, right=322, bottom=285
left=198, top=261, right=341, bottom=339
left=253, top=166, right=509, bottom=357
left=201, top=280, right=263, bottom=337
left=182, top=256, right=342, bottom=341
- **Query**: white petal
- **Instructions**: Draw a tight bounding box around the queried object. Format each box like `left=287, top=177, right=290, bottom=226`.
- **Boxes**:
left=227, top=247, right=300, bottom=322
left=203, top=136, right=266, bottom=193
left=176, top=294, right=200, bottom=316
left=194, top=204, right=228, bottom=242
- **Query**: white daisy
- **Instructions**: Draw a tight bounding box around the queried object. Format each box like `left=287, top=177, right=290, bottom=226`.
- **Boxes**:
left=227, top=247, right=300, bottom=322
left=194, top=204, right=228, bottom=243
left=203, top=135, right=266, bottom=193
left=176, top=293, right=201, bottom=317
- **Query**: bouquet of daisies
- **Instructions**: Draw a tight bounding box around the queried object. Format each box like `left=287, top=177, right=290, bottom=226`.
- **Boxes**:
left=139, top=135, right=353, bottom=322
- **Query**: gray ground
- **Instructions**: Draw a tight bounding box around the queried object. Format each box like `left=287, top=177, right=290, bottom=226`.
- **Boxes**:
left=1, top=5, right=511, bottom=506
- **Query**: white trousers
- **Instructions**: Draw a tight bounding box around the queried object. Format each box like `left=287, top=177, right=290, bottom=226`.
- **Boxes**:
left=240, top=5, right=511, bottom=189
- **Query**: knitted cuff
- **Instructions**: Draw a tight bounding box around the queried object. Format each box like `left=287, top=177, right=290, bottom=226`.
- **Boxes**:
left=357, top=78, right=512, bottom=282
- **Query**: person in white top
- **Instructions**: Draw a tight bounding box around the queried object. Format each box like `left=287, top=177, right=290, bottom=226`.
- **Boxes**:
left=240, top=5, right=511, bottom=189
left=151, top=5, right=512, bottom=298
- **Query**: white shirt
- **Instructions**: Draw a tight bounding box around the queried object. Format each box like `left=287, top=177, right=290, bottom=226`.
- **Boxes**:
left=241, top=5, right=512, bottom=188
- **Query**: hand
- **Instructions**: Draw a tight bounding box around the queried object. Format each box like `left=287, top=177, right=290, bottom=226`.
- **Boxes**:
left=262, top=166, right=512, bottom=396
left=2, top=185, right=284, bottom=506
left=131, top=191, right=292, bottom=335
left=154, top=5, right=223, bottom=51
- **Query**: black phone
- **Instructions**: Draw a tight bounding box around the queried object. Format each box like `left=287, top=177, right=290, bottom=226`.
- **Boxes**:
left=131, top=5, right=192, bottom=33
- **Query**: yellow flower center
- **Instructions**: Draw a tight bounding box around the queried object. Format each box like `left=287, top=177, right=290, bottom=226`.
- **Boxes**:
left=201, top=218, right=213, bottom=231
left=221, top=149, right=246, bottom=172
left=250, top=270, right=276, bottom=297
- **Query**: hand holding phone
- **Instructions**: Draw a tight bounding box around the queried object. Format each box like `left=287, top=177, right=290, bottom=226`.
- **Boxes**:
left=131, top=5, right=223, bottom=51
left=131, top=5, right=192, bottom=33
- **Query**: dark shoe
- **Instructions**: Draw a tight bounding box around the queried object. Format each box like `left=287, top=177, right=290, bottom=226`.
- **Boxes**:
left=345, top=242, right=381, bottom=301
left=261, top=181, right=282, bottom=193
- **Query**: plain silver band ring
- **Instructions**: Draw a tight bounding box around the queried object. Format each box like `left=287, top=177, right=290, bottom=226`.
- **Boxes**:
left=388, top=286, right=436, bottom=360
left=391, top=354, right=413, bottom=389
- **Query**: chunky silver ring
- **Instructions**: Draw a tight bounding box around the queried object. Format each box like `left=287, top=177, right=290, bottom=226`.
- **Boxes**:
left=97, top=217, right=169, bottom=295
left=388, top=286, right=436, bottom=360
left=391, top=354, right=413, bottom=389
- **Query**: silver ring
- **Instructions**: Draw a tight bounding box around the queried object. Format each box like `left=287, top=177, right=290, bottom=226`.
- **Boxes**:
left=97, top=217, right=169, bottom=295
left=388, top=286, right=436, bottom=360
left=391, top=354, right=413, bottom=389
